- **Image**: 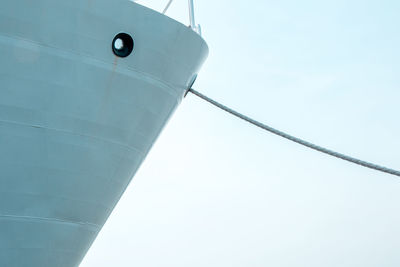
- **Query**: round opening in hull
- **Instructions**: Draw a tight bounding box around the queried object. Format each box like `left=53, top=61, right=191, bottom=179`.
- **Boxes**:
left=112, top=33, right=134, bottom=57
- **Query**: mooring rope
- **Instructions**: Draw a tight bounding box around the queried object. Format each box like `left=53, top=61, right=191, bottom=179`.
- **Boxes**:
left=188, top=88, right=400, bottom=178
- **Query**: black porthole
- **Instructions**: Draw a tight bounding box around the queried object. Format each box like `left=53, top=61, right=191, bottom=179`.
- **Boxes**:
left=112, top=33, right=134, bottom=58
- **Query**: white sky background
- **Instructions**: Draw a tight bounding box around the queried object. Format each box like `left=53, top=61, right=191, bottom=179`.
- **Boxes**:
left=82, top=0, right=400, bottom=266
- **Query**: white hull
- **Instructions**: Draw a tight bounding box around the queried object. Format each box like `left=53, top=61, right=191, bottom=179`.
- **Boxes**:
left=0, top=0, right=208, bottom=265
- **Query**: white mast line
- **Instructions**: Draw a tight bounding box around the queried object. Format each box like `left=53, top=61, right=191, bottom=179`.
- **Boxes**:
left=188, top=0, right=196, bottom=29
left=162, top=0, right=201, bottom=35
left=162, top=0, right=173, bottom=14
left=188, top=0, right=201, bottom=35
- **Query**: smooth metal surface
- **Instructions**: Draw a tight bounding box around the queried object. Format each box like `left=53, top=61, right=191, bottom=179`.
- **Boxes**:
left=0, top=0, right=208, bottom=266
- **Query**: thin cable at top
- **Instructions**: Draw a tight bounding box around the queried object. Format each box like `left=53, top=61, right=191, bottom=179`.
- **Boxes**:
left=188, top=88, right=400, bottom=178
left=162, top=0, right=174, bottom=14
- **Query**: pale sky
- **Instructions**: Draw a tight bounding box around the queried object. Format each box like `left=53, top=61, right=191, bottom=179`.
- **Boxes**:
left=81, top=0, right=400, bottom=266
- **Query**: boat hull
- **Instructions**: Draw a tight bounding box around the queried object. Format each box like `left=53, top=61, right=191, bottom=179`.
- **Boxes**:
left=0, top=0, right=208, bottom=266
